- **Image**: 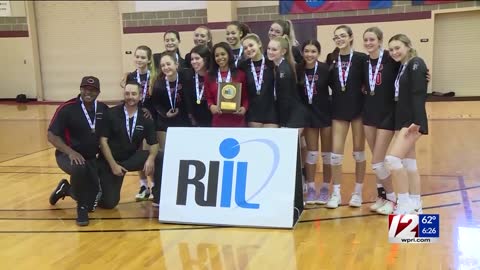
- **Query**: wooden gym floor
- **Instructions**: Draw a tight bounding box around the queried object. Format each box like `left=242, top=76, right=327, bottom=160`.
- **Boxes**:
left=0, top=102, right=478, bottom=270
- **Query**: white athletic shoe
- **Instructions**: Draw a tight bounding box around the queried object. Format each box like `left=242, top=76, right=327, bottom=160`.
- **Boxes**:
left=376, top=200, right=395, bottom=215
left=349, top=192, right=363, bottom=207
left=326, top=193, right=341, bottom=209
left=370, top=197, right=386, bottom=212
left=393, top=201, right=415, bottom=215
left=412, top=199, right=423, bottom=214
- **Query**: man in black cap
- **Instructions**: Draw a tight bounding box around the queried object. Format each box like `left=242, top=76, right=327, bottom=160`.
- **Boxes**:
left=48, top=76, right=109, bottom=226
left=97, top=80, right=163, bottom=208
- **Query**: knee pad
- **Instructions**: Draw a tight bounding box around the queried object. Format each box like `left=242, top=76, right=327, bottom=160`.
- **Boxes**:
left=384, top=155, right=403, bottom=170
left=372, top=162, right=391, bottom=180
left=402, top=158, right=417, bottom=171
left=305, top=151, right=319, bottom=165
left=330, top=153, right=344, bottom=166
left=321, top=152, right=331, bottom=165
left=352, top=151, right=366, bottom=162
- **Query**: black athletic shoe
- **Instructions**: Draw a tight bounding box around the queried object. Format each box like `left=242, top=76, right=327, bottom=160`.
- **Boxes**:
left=135, top=186, right=151, bottom=201
left=76, top=206, right=89, bottom=226
left=49, top=179, right=70, bottom=205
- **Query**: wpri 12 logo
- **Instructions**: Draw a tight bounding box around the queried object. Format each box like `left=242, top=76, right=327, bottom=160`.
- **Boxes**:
left=388, top=214, right=440, bottom=243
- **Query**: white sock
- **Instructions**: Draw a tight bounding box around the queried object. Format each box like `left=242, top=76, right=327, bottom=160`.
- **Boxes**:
left=333, top=184, right=340, bottom=194
left=354, top=183, right=363, bottom=194
left=397, top=193, right=410, bottom=204
left=322, top=182, right=329, bottom=189
left=386, top=192, right=396, bottom=202
left=139, top=178, right=148, bottom=188
left=410, top=194, right=421, bottom=205
left=307, top=182, right=315, bottom=190
left=376, top=183, right=383, bottom=188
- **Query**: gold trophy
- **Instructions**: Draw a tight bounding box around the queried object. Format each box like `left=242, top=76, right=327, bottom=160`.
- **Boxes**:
left=218, top=82, right=242, bottom=112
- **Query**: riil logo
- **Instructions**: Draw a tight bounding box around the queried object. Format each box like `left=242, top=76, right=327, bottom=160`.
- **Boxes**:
left=388, top=214, right=419, bottom=238
left=176, top=138, right=279, bottom=209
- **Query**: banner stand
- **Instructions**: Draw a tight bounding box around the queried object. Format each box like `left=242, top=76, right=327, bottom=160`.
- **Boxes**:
left=159, top=128, right=304, bottom=229
left=292, top=138, right=304, bottom=228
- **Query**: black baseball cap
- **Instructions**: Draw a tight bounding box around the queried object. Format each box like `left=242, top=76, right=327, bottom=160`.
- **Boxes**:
left=80, top=76, right=100, bottom=91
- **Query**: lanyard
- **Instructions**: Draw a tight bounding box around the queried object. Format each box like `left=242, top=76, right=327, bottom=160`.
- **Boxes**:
left=123, top=106, right=138, bottom=142
left=251, top=57, right=265, bottom=95
left=195, top=72, right=204, bottom=104
left=394, top=63, right=407, bottom=101
left=337, top=50, right=353, bottom=91
left=79, top=97, right=96, bottom=132
left=304, top=61, right=318, bottom=104
left=136, top=69, right=150, bottom=102
left=234, top=47, right=243, bottom=67
left=217, top=69, right=231, bottom=83
left=368, top=50, right=384, bottom=96
left=166, top=75, right=179, bottom=109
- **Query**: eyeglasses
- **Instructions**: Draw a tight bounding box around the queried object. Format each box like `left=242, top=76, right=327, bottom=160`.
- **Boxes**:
left=333, top=34, right=349, bottom=41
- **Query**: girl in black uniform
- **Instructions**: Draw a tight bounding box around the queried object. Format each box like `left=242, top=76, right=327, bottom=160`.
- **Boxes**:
left=267, top=36, right=308, bottom=128
left=226, top=21, right=250, bottom=68
left=122, top=45, right=156, bottom=108
left=266, top=20, right=303, bottom=64
left=240, top=33, right=278, bottom=127
left=326, top=25, right=367, bottom=209
left=151, top=52, right=191, bottom=149
left=362, top=27, right=398, bottom=215
left=183, top=45, right=212, bottom=127
left=385, top=34, right=428, bottom=215
left=296, top=40, right=332, bottom=205
left=163, top=30, right=186, bottom=69
left=121, top=45, right=157, bottom=202
left=185, top=26, right=213, bottom=69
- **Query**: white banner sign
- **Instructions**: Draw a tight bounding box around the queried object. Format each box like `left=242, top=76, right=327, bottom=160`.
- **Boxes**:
left=0, top=1, right=11, bottom=16
left=159, top=127, right=302, bottom=229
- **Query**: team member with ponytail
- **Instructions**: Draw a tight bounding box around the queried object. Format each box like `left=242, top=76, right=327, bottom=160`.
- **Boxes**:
left=151, top=52, right=191, bottom=148
left=163, top=30, right=186, bottom=69
left=183, top=45, right=212, bottom=127
left=362, top=27, right=398, bottom=214
left=267, top=35, right=308, bottom=129
left=266, top=20, right=303, bottom=64
left=226, top=21, right=251, bottom=67
left=122, top=45, right=157, bottom=112
left=185, top=26, right=213, bottom=69
left=385, top=34, right=428, bottom=214
left=240, top=33, right=278, bottom=127
left=325, top=25, right=367, bottom=209
left=296, top=40, right=332, bottom=204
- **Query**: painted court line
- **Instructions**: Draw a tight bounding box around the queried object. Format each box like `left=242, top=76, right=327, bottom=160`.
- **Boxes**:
left=0, top=202, right=461, bottom=234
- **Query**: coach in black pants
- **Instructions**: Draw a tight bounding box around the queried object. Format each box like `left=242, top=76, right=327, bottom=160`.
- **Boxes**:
left=48, top=76, right=108, bottom=226
left=98, top=81, right=163, bottom=209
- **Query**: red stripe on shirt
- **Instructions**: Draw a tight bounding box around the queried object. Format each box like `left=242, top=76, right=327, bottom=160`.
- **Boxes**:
left=48, top=98, right=77, bottom=129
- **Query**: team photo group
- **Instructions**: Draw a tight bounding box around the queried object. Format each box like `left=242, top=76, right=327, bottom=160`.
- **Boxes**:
left=47, top=19, right=429, bottom=227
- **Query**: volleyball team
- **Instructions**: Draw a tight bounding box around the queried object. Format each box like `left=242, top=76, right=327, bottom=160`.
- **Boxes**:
left=49, top=19, right=429, bottom=226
